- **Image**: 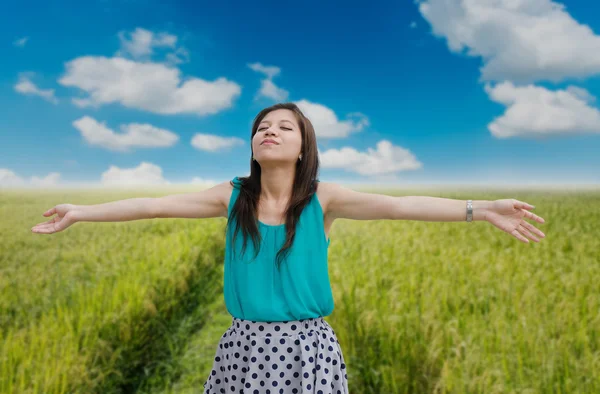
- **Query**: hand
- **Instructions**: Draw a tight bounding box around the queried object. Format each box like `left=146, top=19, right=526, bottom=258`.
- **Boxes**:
left=31, top=204, right=79, bottom=234
left=485, top=199, right=546, bottom=243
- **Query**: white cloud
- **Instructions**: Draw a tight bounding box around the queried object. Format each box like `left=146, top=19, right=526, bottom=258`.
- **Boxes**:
left=165, top=46, right=190, bottom=65
left=58, top=56, right=241, bottom=116
left=31, top=172, right=61, bottom=187
left=14, top=72, right=58, bottom=104
left=485, top=81, right=600, bottom=138
left=13, top=37, right=28, bottom=47
left=190, top=133, right=245, bottom=152
left=418, top=0, right=600, bottom=84
left=0, top=169, right=25, bottom=187
left=116, top=27, right=189, bottom=65
left=258, top=79, right=289, bottom=102
left=72, top=115, right=179, bottom=152
left=318, top=140, right=423, bottom=176
left=248, top=63, right=281, bottom=79
left=101, top=162, right=170, bottom=186
left=248, top=62, right=289, bottom=101
left=190, top=177, right=218, bottom=187
left=294, top=99, right=370, bottom=138
left=0, top=168, right=61, bottom=188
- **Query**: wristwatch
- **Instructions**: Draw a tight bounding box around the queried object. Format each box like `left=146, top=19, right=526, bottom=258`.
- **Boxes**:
left=466, top=200, right=473, bottom=222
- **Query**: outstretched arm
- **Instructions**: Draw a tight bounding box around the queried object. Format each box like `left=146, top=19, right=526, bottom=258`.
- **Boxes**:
left=31, top=181, right=231, bottom=234
left=322, top=182, right=546, bottom=243
left=384, top=195, right=491, bottom=222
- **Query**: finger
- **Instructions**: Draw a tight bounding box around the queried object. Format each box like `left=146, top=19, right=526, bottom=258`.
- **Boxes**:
left=32, top=217, right=58, bottom=228
left=32, top=222, right=55, bottom=231
left=43, top=207, right=57, bottom=217
left=33, top=215, right=59, bottom=227
left=518, top=224, right=540, bottom=243
left=32, top=218, right=61, bottom=233
left=514, top=200, right=535, bottom=210
left=31, top=225, right=56, bottom=234
left=511, top=228, right=530, bottom=243
left=522, top=210, right=545, bottom=224
left=520, top=221, right=545, bottom=239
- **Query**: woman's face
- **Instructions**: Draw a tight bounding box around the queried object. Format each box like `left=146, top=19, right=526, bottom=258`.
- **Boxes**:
left=252, top=109, right=302, bottom=165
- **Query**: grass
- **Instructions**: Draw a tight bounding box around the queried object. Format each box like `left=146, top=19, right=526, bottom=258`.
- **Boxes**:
left=1, top=187, right=599, bottom=393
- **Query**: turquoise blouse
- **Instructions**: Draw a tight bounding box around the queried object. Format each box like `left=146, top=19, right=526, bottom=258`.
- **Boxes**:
left=223, top=176, right=333, bottom=322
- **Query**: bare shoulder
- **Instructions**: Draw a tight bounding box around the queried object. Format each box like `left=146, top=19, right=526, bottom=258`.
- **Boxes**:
left=315, top=181, right=338, bottom=219
left=218, top=179, right=235, bottom=217
left=315, top=180, right=400, bottom=221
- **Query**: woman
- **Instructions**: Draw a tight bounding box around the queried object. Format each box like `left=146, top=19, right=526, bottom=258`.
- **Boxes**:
left=31, top=102, right=546, bottom=393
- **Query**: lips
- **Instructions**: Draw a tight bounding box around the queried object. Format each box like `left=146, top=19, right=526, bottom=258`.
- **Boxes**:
left=262, top=139, right=278, bottom=145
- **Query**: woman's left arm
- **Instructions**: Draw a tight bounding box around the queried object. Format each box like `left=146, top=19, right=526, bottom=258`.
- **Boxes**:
left=323, top=182, right=546, bottom=244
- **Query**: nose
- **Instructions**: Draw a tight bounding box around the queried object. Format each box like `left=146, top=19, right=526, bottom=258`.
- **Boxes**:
left=261, top=128, right=278, bottom=141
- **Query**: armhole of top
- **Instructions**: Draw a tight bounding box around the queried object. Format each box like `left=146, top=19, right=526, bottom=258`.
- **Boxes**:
left=227, top=177, right=242, bottom=218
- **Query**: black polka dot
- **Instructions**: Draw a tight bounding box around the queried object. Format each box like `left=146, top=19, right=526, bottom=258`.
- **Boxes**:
left=203, top=318, right=348, bottom=392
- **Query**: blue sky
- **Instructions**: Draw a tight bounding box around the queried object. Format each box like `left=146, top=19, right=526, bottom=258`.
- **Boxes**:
left=1, top=0, right=599, bottom=189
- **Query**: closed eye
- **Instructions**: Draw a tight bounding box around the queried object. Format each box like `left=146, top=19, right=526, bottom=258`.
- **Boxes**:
left=258, top=127, right=292, bottom=131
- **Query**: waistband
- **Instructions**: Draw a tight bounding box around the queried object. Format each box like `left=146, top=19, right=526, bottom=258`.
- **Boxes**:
left=227, top=316, right=329, bottom=338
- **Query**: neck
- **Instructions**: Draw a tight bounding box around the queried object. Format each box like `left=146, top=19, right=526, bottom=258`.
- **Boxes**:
left=259, top=167, right=295, bottom=203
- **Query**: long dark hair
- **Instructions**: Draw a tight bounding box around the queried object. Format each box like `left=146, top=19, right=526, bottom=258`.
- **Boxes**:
left=226, top=102, right=321, bottom=270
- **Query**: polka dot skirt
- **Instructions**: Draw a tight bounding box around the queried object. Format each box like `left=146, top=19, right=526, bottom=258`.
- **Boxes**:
left=203, top=316, right=349, bottom=393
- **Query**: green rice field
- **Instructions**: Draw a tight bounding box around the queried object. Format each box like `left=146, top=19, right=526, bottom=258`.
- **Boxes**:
left=1, top=187, right=599, bottom=394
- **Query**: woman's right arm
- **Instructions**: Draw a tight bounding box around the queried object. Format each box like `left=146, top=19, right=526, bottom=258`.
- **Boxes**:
left=74, top=197, right=157, bottom=222
left=32, top=181, right=232, bottom=234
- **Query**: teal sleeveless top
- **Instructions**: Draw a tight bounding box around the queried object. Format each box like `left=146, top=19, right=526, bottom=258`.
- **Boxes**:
left=224, top=176, right=334, bottom=322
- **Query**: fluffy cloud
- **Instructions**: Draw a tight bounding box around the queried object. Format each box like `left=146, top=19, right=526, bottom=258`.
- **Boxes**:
left=13, top=37, right=28, bottom=47
left=190, top=177, right=219, bottom=187
left=418, top=0, right=600, bottom=139
left=101, top=162, right=170, bottom=186
left=58, top=56, right=241, bottom=116
left=72, top=116, right=179, bottom=152
left=0, top=169, right=25, bottom=187
left=485, top=81, right=600, bottom=138
left=248, top=62, right=289, bottom=102
left=418, top=0, right=600, bottom=84
left=31, top=172, right=61, bottom=187
left=318, top=140, right=423, bottom=176
left=294, top=99, right=370, bottom=138
left=14, top=72, right=58, bottom=104
left=0, top=168, right=61, bottom=188
left=190, top=133, right=245, bottom=152
left=116, top=27, right=189, bottom=65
